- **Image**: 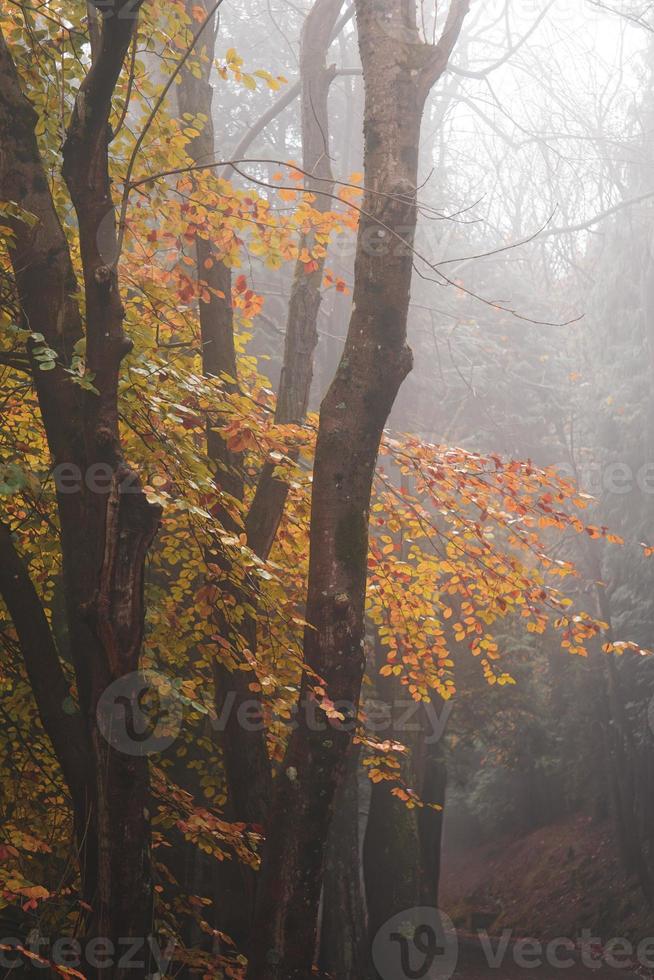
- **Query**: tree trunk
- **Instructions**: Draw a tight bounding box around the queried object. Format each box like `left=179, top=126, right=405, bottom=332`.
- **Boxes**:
left=178, top=0, right=349, bottom=935
left=212, top=0, right=349, bottom=841
left=173, top=4, right=267, bottom=952
left=417, top=738, right=447, bottom=908
left=319, top=743, right=373, bottom=980
left=363, top=671, right=448, bottom=944
left=0, top=8, right=161, bottom=973
left=246, top=4, right=469, bottom=977
left=246, top=0, right=343, bottom=558
left=586, top=544, right=653, bottom=901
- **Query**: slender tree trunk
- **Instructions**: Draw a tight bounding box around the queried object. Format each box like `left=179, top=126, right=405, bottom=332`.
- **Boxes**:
left=363, top=641, right=420, bottom=943
left=363, top=671, right=448, bottom=944
left=174, top=2, right=270, bottom=949
left=246, top=0, right=343, bottom=557
left=180, top=0, right=348, bottom=889
left=586, top=545, right=653, bottom=901
left=177, top=8, right=351, bottom=948
left=214, top=0, right=348, bottom=841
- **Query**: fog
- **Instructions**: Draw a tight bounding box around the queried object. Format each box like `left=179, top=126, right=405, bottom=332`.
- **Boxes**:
left=3, top=0, right=654, bottom=975
left=212, top=0, right=654, bottom=967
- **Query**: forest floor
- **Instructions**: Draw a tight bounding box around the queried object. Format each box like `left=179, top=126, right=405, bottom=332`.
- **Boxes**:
left=440, top=812, right=654, bottom=979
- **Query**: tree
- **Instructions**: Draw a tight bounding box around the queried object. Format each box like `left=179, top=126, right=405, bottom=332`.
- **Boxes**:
left=0, top=4, right=649, bottom=977
left=0, top=1, right=160, bottom=969
left=246, top=3, right=470, bottom=977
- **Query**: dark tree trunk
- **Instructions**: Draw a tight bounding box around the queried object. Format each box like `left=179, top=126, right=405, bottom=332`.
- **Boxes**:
left=319, top=743, right=373, bottom=980
left=363, top=676, right=448, bottom=944
left=586, top=545, right=653, bottom=902
left=363, top=653, right=421, bottom=944
left=417, top=739, right=447, bottom=908
left=0, top=7, right=161, bottom=973
left=364, top=776, right=422, bottom=943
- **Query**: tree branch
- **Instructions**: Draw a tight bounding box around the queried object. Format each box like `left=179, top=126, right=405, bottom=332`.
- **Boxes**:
left=0, top=27, right=83, bottom=365
left=226, top=80, right=301, bottom=172
left=588, top=0, right=654, bottom=32
left=419, top=0, right=471, bottom=99
left=448, top=1, right=553, bottom=79
left=0, top=522, right=92, bottom=812
left=66, top=0, right=145, bottom=165
left=222, top=66, right=361, bottom=178
left=0, top=351, right=31, bottom=374
left=538, top=190, right=654, bottom=240
left=223, top=5, right=357, bottom=175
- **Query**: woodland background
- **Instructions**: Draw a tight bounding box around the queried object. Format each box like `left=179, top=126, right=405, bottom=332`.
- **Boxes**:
left=2, top=0, right=654, bottom=978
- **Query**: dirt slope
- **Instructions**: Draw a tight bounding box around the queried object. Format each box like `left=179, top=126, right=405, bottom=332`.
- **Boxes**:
left=440, top=813, right=654, bottom=977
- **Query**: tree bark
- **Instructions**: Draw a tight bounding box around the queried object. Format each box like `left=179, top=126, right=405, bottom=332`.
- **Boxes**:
left=1, top=7, right=161, bottom=971
left=319, top=743, right=373, bottom=980
left=0, top=524, right=95, bottom=877
left=246, top=3, right=469, bottom=977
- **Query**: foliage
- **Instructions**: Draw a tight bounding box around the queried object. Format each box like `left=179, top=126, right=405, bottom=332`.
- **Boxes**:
left=0, top=0, right=649, bottom=970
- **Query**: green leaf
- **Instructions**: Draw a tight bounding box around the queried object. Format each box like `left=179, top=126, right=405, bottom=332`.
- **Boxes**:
left=0, top=464, right=27, bottom=496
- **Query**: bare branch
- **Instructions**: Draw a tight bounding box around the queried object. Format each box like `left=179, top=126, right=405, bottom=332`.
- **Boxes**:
left=449, top=2, right=553, bottom=79
left=538, top=190, right=654, bottom=239
left=588, top=0, right=654, bottom=31
left=419, top=0, right=471, bottom=99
